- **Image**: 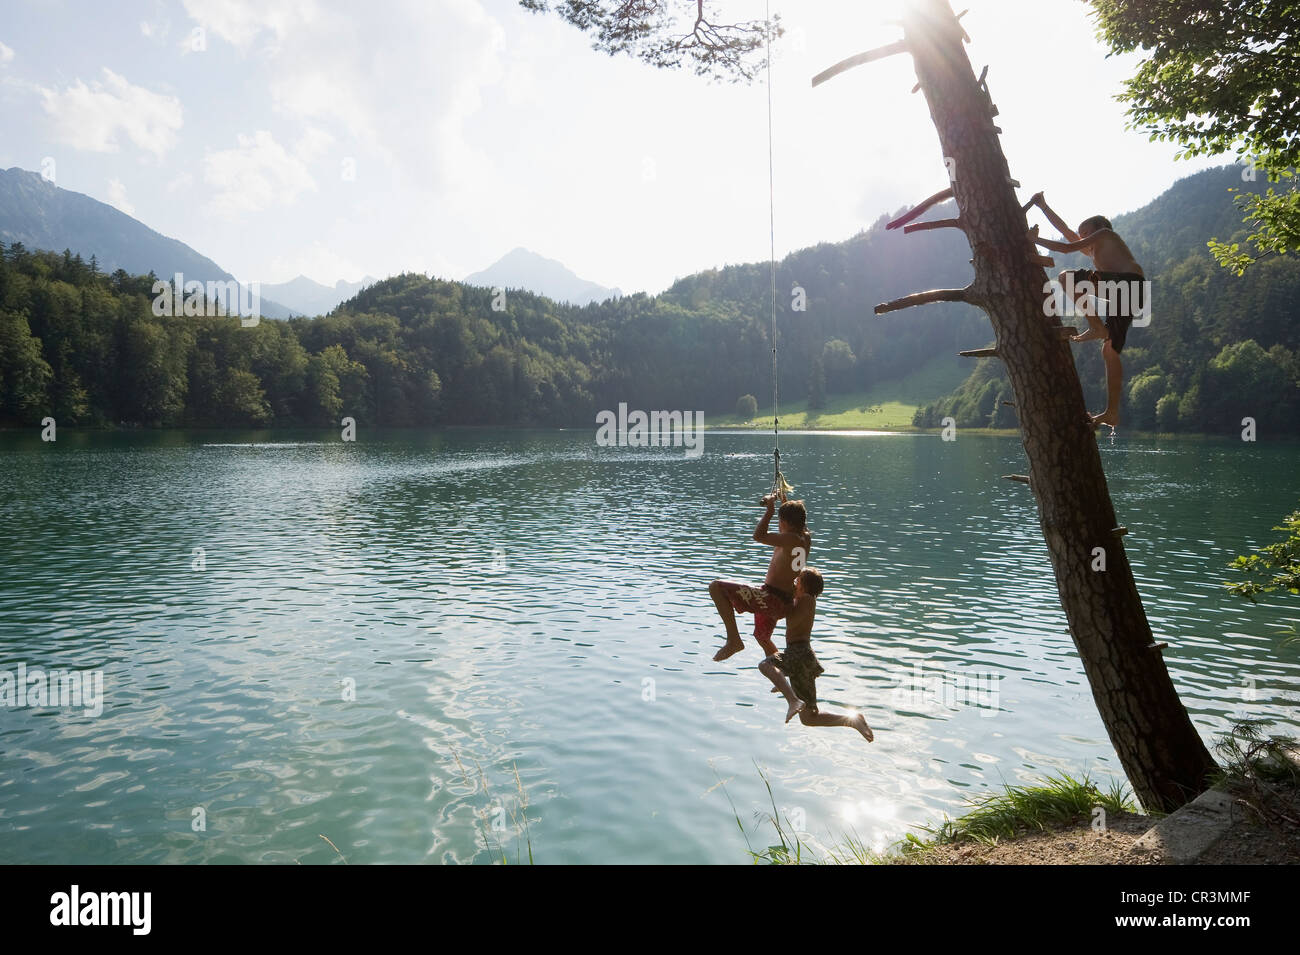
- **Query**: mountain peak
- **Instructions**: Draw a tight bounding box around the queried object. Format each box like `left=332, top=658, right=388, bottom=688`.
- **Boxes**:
left=0, top=167, right=299, bottom=317
left=257, top=274, right=377, bottom=316
left=464, top=247, right=621, bottom=306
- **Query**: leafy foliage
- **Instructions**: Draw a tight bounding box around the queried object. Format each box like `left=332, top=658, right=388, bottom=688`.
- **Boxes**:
left=1228, top=509, right=1300, bottom=602
left=1208, top=179, right=1300, bottom=274
left=1088, top=0, right=1300, bottom=272
left=519, top=0, right=778, bottom=82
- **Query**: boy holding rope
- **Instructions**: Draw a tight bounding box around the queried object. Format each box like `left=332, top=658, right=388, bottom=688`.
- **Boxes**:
left=709, top=496, right=810, bottom=661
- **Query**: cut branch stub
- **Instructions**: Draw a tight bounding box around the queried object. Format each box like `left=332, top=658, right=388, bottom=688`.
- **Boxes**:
left=886, top=187, right=954, bottom=230
left=959, top=346, right=1000, bottom=358
left=1003, top=474, right=1031, bottom=485
left=875, top=286, right=972, bottom=315
left=903, top=217, right=964, bottom=235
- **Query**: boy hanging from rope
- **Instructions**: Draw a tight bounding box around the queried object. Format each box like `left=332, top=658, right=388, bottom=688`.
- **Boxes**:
left=709, top=496, right=810, bottom=662
left=1029, top=192, right=1147, bottom=430
left=760, top=568, right=874, bottom=742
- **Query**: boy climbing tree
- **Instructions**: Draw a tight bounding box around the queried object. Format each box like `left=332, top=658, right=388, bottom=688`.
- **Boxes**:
left=1030, top=192, right=1147, bottom=430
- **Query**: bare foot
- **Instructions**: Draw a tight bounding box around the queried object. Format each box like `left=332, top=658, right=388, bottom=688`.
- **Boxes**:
left=785, top=699, right=805, bottom=724
left=1090, top=409, right=1119, bottom=432
left=852, top=713, right=874, bottom=742
left=713, top=637, right=744, bottom=662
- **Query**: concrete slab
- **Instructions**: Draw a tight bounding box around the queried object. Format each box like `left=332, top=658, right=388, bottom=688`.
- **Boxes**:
left=1129, top=786, right=1238, bottom=864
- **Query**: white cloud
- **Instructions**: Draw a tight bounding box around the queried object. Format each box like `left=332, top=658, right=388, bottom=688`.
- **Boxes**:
left=294, top=126, right=334, bottom=163
left=166, top=171, right=194, bottom=193
left=39, top=69, right=182, bottom=159
left=0, top=40, right=14, bottom=64
left=139, top=21, right=154, bottom=38
left=203, top=129, right=316, bottom=218
left=178, top=0, right=508, bottom=193
left=181, top=0, right=319, bottom=52
left=105, top=178, right=135, bottom=216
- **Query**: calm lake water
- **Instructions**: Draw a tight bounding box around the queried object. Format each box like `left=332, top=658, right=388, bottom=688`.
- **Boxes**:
left=1, top=428, right=1297, bottom=864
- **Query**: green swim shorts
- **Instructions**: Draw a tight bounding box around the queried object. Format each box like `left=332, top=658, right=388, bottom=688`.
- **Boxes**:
left=768, top=642, right=825, bottom=712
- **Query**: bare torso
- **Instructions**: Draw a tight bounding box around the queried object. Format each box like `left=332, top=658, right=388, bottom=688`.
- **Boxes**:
left=764, top=529, right=810, bottom=596
left=1086, top=231, right=1144, bottom=276
left=785, top=593, right=815, bottom=643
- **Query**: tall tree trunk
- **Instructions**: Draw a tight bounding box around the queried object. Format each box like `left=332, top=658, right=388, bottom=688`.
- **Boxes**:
left=857, top=0, right=1217, bottom=810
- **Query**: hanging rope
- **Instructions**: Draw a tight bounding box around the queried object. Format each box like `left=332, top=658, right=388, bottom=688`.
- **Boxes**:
left=766, top=2, right=793, bottom=503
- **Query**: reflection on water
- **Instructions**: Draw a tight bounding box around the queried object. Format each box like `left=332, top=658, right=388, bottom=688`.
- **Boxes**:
left=0, top=429, right=1296, bottom=863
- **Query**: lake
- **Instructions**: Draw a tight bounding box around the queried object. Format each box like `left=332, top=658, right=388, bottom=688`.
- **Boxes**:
left=1, top=428, right=1297, bottom=863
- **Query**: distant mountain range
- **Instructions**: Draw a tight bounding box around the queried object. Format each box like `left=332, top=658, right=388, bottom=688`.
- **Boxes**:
left=0, top=167, right=620, bottom=315
left=259, top=274, right=377, bottom=317
left=463, top=247, right=621, bottom=306
left=2, top=162, right=1295, bottom=435
left=0, top=167, right=295, bottom=319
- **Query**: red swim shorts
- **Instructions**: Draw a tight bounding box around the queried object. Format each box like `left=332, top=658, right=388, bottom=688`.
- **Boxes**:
left=713, top=581, right=794, bottom=645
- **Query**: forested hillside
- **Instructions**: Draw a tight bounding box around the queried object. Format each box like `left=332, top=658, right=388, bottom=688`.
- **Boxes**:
left=1, top=165, right=1295, bottom=432
left=0, top=221, right=988, bottom=428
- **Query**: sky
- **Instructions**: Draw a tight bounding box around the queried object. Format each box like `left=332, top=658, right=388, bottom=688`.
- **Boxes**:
left=0, top=0, right=1226, bottom=294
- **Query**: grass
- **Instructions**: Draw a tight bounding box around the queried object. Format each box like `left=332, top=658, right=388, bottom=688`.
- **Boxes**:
left=732, top=770, right=1137, bottom=865
left=714, top=764, right=895, bottom=864
left=1216, top=721, right=1300, bottom=785
left=712, top=354, right=969, bottom=432
left=905, top=773, right=1136, bottom=851
left=738, top=724, right=1300, bottom=866
left=1212, top=722, right=1300, bottom=835
left=450, top=746, right=535, bottom=865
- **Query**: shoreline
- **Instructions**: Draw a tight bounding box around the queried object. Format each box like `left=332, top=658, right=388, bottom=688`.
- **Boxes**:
left=0, top=423, right=1279, bottom=440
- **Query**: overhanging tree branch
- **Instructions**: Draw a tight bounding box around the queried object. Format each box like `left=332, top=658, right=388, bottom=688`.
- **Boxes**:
left=520, top=0, right=778, bottom=82
left=810, top=40, right=909, bottom=88
left=886, top=187, right=954, bottom=230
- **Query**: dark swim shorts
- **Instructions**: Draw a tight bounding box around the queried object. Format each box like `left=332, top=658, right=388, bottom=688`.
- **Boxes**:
left=1060, top=269, right=1146, bottom=352
left=714, top=581, right=793, bottom=646
left=767, top=642, right=825, bottom=712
